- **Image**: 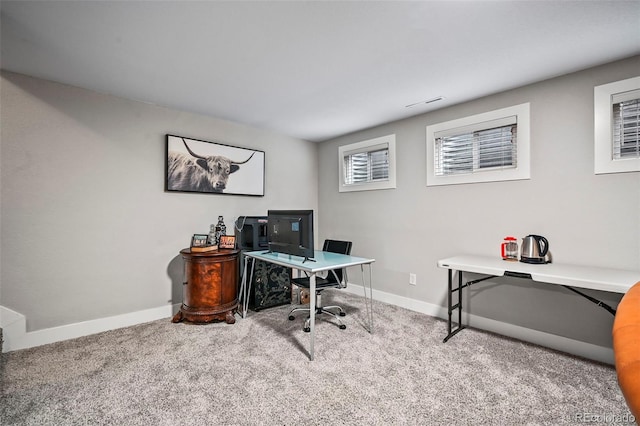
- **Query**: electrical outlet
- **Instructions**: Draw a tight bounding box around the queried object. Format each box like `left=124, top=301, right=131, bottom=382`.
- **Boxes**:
left=409, top=273, right=417, bottom=285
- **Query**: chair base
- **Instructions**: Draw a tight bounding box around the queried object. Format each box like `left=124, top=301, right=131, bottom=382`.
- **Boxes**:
left=288, top=304, right=346, bottom=332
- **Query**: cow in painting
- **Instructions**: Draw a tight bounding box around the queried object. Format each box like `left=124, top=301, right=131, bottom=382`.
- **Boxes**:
left=167, top=138, right=255, bottom=193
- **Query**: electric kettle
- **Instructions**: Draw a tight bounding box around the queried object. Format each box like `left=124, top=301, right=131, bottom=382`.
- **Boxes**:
left=520, top=234, right=551, bottom=264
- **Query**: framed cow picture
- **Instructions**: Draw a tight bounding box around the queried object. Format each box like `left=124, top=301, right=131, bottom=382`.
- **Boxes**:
left=165, top=134, right=265, bottom=196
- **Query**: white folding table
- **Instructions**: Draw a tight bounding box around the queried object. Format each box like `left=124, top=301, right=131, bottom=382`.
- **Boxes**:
left=437, top=255, right=640, bottom=343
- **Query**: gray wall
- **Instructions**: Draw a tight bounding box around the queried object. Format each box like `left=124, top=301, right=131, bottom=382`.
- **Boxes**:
left=1, top=71, right=318, bottom=331
left=2, top=56, right=639, bottom=355
left=318, top=56, right=640, bottom=349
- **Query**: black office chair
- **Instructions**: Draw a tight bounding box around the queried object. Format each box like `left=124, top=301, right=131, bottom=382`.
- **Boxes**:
left=288, top=239, right=352, bottom=332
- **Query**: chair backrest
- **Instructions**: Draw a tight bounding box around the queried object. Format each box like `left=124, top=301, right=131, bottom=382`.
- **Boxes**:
left=323, top=239, right=352, bottom=285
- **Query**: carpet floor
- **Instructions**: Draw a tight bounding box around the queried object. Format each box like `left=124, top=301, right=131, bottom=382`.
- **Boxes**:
left=0, top=291, right=633, bottom=425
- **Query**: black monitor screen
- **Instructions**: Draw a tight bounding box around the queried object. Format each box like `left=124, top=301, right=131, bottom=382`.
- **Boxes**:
left=267, top=210, right=314, bottom=260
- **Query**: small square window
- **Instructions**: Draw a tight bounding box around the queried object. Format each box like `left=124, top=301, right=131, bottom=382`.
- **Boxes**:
left=339, top=135, right=396, bottom=192
left=594, top=76, right=640, bottom=175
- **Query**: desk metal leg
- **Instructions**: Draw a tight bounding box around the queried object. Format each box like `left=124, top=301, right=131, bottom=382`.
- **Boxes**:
left=309, top=273, right=316, bottom=361
left=361, top=263, right=374, bottom=334
left=247, top=259, right=255, bottom=316
left=457, top=269, right=463, bottom=329
left=240, top=258, right=255, bottom=318
left=238, top=256, right=248, bottom=318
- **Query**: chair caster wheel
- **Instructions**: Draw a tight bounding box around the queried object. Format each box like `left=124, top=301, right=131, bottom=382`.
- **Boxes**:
left=288, top=315, right=295, bottom=321
left=303, top=327, right=310, bottom=333
left=339, top=325, right=346, bottom=330
left=339, top=312, right=346, bottom=317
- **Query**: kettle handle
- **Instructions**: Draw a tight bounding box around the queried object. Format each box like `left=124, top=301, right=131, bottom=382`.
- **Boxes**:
left=533, top=235, right=549, bottom=257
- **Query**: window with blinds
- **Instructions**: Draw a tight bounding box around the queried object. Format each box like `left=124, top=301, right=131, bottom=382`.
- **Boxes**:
left=344, top=148, right=389, bottom=184
left=594, top=77, right=640, bottom=174
left=435, top=118, right=517, bottom=176
left=612, top=90, right=640, bottom=160
left=426, top=103, right=530, bottom=186
left=339, top=135, right=396, bottom=192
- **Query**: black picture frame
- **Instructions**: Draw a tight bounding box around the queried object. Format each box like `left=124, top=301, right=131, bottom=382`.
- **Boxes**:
left=165, top=134, right=265, bottom=196
left=219, top=235, right=236, bottom=249
left=191, top=234, right=209, bottom=247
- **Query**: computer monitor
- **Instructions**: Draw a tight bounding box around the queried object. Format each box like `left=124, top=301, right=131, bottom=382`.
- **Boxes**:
left=267, top=210, right=314, bottom=261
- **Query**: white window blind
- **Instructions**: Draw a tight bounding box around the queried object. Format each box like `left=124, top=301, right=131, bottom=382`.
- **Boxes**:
left=426, top=103, right=530, bottom=186
left=338, top=134, right=396, bottom=192
left=343, top=144, right=389, bottom=184
left=594, top=77, right=640, bottom=174
left=612, top=89, right=640, bottom=160
left=434, top=116, right=517, bottom=176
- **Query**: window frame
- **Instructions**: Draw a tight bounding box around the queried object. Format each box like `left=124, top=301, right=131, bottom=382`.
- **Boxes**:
left=594, top=76, right=640, bottom=175
left=338, top=134, right=396, bottom=192
left=426, top=103, right=530, bottom=186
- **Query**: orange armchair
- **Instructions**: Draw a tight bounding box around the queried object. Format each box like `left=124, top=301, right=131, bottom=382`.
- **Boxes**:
left=612, top=281, right=640, bottom=419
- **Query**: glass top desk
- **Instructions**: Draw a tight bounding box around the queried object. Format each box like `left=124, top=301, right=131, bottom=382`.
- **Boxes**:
left=239, top=250, right=375, bottom=360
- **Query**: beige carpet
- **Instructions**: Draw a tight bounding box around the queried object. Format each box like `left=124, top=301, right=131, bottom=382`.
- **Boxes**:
left=0, top=291, right=634, bottom=425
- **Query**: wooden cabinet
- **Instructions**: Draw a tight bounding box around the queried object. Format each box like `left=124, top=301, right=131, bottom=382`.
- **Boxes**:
left=172, top=248, right=240, bottom=324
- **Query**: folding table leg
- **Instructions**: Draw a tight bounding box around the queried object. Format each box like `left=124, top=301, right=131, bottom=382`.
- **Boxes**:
left=443, top=269, right=465, bottom=342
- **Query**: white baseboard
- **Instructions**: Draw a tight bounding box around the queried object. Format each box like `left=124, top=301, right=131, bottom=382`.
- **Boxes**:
left=343, top=285, right=614, bottom=365
left=2, top=289, right=615, bottom=365
left=1, top=304, right=174, bottom=353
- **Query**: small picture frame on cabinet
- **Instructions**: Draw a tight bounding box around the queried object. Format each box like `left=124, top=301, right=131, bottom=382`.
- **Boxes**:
left=191, top=234, right=209, bottom=247
left=219, top=235, right=236, bottom=249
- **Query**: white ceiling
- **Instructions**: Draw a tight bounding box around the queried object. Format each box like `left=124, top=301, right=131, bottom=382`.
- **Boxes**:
left=2, top=1, right=639, bottom=142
